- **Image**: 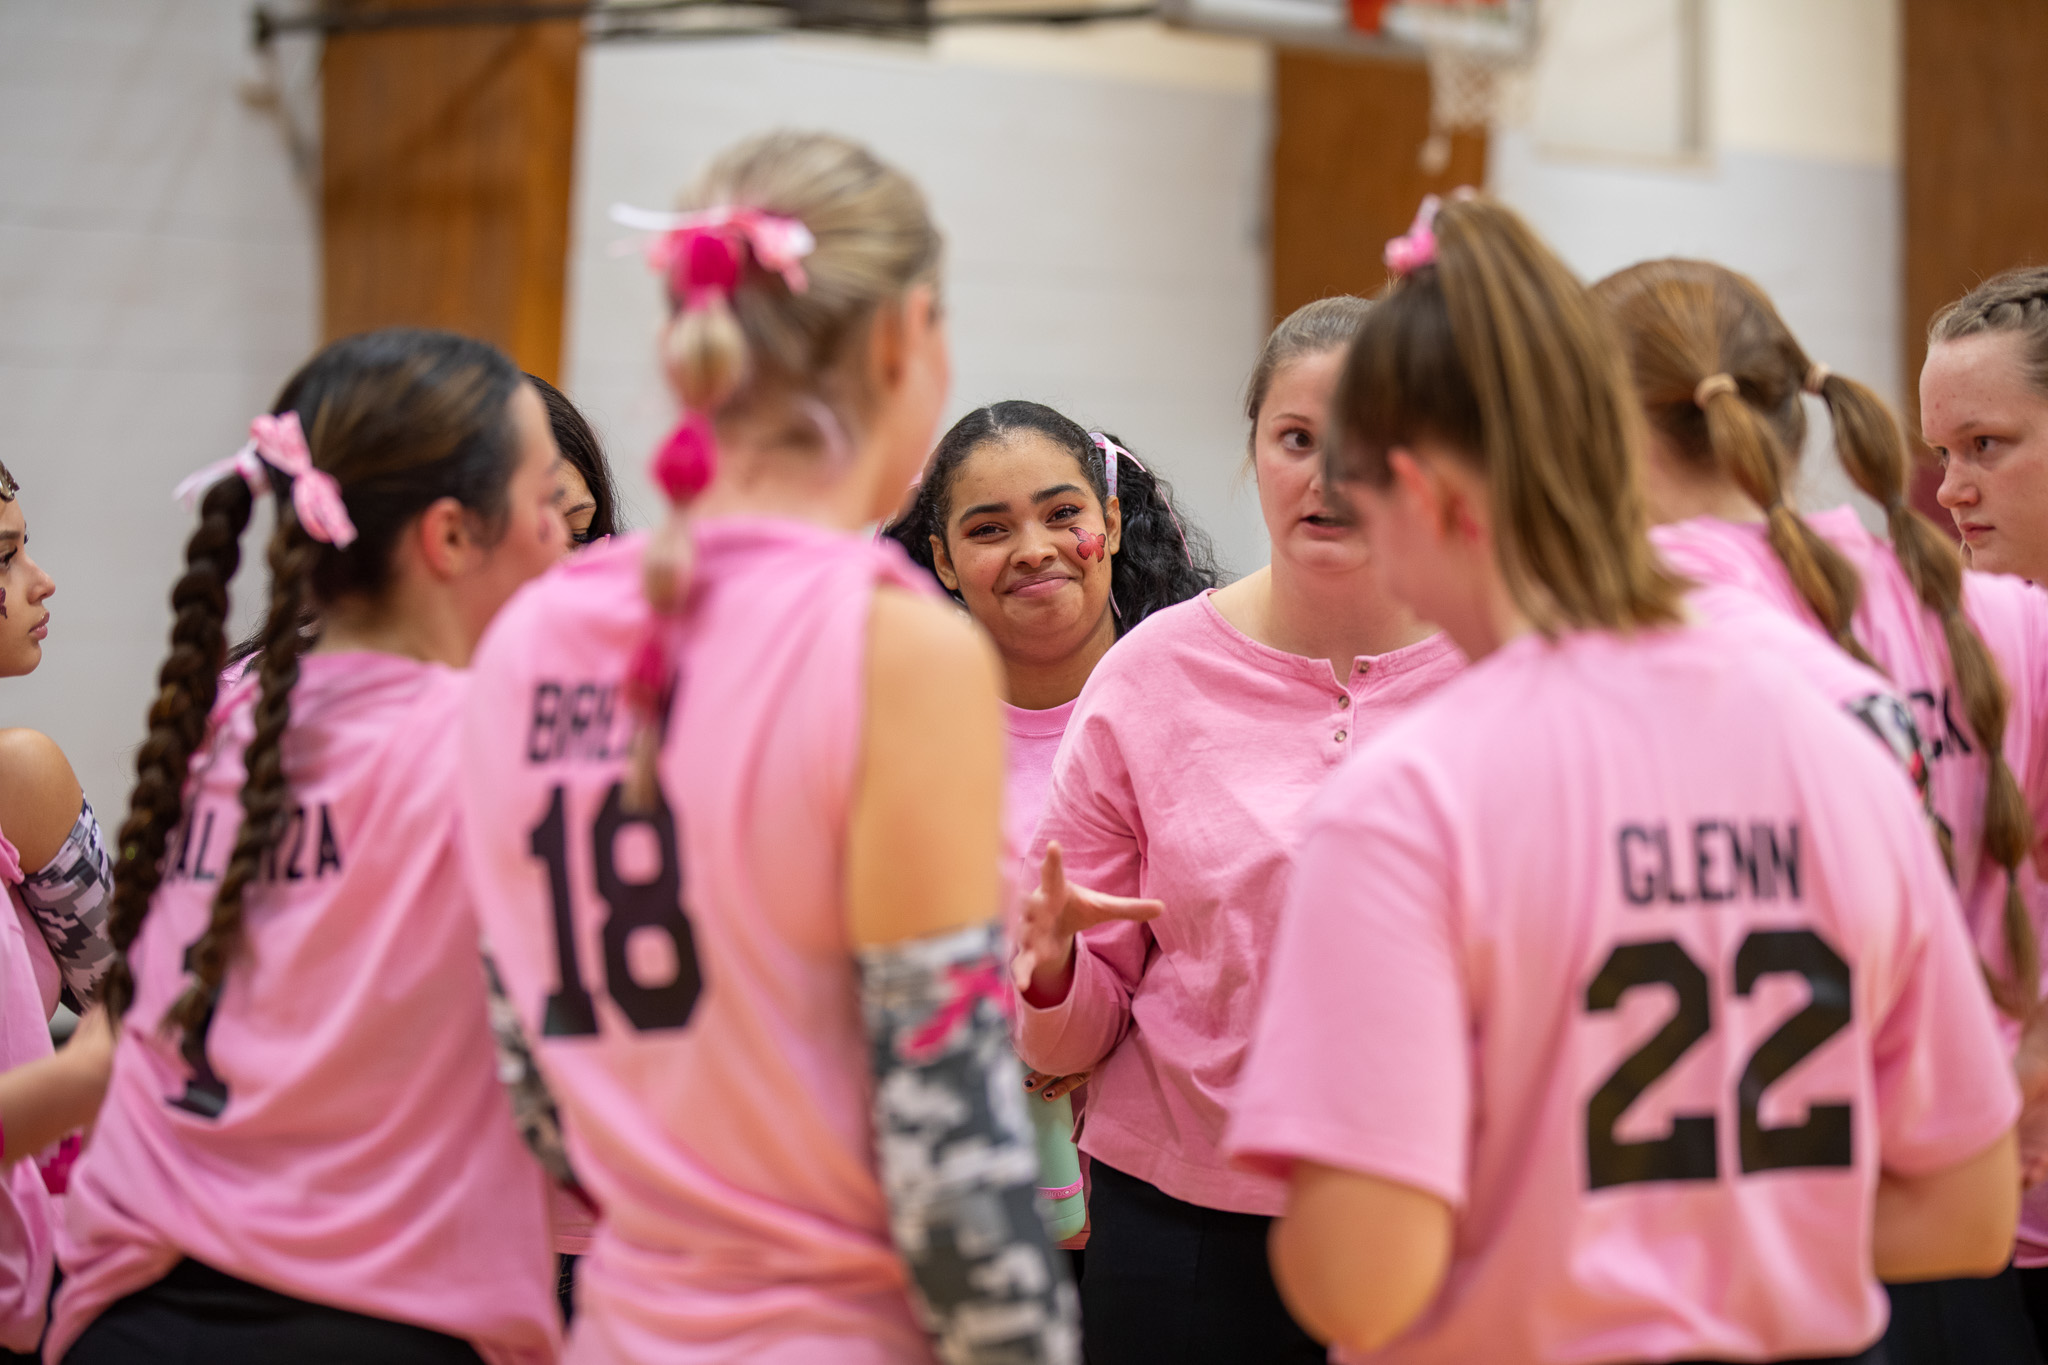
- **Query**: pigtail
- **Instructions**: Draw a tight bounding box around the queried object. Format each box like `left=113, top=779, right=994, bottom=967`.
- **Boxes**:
left=104, top=476, right=255, bottom=1021
left=1822, top=368, right=2039, bottom=1015
left=1697, top=383, right=1874, bottom=668
left=164, top=511, right=320, bottom=1042
left=664, top=297, right=749, bottom=417
left=1095, top=437, right=1221, bottom=633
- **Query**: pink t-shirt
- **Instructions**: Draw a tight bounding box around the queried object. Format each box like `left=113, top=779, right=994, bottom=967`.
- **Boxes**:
left=1654, top=509, right=2048, bottom=983
left=0, top=826, right=58, bottom=1353
left=50, top=654, right=559, bottom=1365
left=1016, top=591, right=1466, bottom=1215
left=1228, top=624, right=2019, bottom=1364
left=460, top=521, right=945, bottom=1365
left=1003, top=699, right=1076, bottom=857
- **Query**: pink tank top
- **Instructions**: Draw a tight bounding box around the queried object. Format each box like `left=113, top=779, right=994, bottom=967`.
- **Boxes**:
left=50, top=653, right=559, bottom=1365
left=461, top=520, right=946, bottom=1365
left=0, top=826, right=58, bottom=1353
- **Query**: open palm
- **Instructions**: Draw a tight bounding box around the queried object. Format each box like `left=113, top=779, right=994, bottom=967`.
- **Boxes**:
left=1014, top=841, right=1163, bottom=1006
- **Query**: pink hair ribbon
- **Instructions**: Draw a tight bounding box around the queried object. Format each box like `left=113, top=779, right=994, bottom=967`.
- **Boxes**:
left=173, top=412, right=359, bottom=549
left=901, top=959, right=1014, bottom=1063
left=1088, top=432, right=1193, bottom=568
left=1384, top=194, right=1442, bottom=277
left=610, top=202, right=816, bottom=306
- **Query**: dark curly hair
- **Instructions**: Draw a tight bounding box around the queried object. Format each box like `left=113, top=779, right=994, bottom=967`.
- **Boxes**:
left=882, top=401, right=1220, bottom=634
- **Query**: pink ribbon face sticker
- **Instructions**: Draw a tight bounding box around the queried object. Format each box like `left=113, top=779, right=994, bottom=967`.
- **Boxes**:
left=1070, top=527, right=1107, bottom=562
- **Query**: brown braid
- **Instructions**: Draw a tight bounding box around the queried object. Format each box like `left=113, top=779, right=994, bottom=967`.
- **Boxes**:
left=1820, top=367, right=2039, bottom=1014
left=1592, top=262, right=1875, bottom=667
left=104, top=476, right=255, bottom=1020
left=1599, top=260, right=2040, bottom=1017
left=163, top=522, right=320, bottom=1037
left=112, top=330, right=529, bottom=1069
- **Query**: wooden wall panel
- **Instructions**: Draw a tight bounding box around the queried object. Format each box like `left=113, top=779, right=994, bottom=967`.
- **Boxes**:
left=321, top=0, right=581, bottom=382
left=1270, top=49, right=1485, bottom=324
left=1902, top=0, right=2048, bottom=514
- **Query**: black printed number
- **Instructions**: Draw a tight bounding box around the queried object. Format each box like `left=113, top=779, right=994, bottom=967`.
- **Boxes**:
left=167, top=940, right=230, bottom=1119
left=531, top=783, right=703, bottom=1035
left=1585, top=941, right=1716, bottom=1187
left=1584, top=929, right=1853, bottom=1190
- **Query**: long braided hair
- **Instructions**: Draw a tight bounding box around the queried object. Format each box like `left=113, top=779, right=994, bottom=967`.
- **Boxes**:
left=105, top=330, right=528, bottom=1056
left=1598, top=258, right=2038, bottom=1017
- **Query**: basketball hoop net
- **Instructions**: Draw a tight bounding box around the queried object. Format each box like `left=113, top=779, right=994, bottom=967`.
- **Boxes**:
left=1382, top=0, right=1540, bottom=172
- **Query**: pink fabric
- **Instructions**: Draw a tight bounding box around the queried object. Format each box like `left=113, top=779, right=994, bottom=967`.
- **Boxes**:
left=460, top=521, right=945, bottom=1365
left=0, top=826, right=57, bottom=1354
left=50, top=654, right=559, bottom=1365
left=1654, top=510, right=2048, bottom=983
left=1002, top=699, right=1076, bottom=858
left=1016, top=591, right=1466, bottom=1215
left=1228, top=625, right=2020, bottom=1364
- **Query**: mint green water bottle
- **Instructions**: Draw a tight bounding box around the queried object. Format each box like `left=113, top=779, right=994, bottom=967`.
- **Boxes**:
left=1029, top=1091, right=1087, bottom=1242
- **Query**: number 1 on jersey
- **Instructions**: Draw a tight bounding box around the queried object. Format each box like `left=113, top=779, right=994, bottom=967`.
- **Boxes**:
left=530, top=782, right=704, bottom=1036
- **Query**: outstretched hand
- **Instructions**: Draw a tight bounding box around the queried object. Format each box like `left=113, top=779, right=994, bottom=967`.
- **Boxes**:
left=1012, top=842, right=1162, bottom=1007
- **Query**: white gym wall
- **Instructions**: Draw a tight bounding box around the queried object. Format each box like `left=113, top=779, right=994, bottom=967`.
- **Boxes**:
left=0, top=0, right=1903, bottom=826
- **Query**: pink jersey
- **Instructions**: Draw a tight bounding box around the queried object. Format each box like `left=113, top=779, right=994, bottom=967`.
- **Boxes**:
left=1227, top=624, right=2019, bottom=1364
left=50, top=654, right=559, bottom=1365
left=1653, top=509, right=2048, bottom=983
left=1016, top=591, right=1466, bottom=1215
left=1002, top=699, right=1076, bottom=856
left=460, top=521, right=946, bottom=1365
left=0, top=826, right=59, bottom=1353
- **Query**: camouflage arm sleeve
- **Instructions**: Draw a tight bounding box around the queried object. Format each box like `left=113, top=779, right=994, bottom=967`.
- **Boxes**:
left=858, top=922, right=1079, bottom=1365
left=481, top=947, right=584, bottom=1194
left=18, top=799, right=114, bottom=1012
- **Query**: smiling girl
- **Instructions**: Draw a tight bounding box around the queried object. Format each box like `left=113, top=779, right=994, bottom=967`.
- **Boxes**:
left=1010, top=297, right=1466, bottom=1364
left=883, top=401, right=1219, bottom=1250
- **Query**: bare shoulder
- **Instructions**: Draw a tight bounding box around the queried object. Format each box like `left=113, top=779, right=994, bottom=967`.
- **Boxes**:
left=865, top=586, right=1003, bottom=704
left=0, top=729, right=84, bottom=871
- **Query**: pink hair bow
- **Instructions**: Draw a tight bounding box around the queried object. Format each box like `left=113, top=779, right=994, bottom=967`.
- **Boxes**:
left=1384, top=194, right=1442, bottom=277
left=611, top=203, right=816, bottom=306
left=173, top=411, right=359, bottom=549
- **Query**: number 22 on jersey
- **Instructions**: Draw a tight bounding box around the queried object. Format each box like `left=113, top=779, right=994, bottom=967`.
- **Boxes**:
left=529, top=781, right=704, bottom=1036
left=1584, top=929, right=1853, bottom=1190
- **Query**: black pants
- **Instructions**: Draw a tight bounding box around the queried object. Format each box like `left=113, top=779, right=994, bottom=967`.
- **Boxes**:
left=2016, top=1266, right=2048, bottom=1358
left=63, top=1257, right=484, bottom=1365
left=1081, top=1160, right=1324, bottom=1365
left=1885, top=1271, right=2043, bottom=1365
left=1666, top=1346, right=1886, bottom=1365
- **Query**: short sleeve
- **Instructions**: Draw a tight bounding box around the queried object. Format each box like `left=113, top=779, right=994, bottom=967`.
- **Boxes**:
left=1225, top=759, right=1472, bottom=1209
left=1869, top=812, right=2022, bottom=1177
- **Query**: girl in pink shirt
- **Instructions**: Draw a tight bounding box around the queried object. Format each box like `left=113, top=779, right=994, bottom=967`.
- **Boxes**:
left=459, top=131, right=1076, bottom=1364
left=0, top=459, right=120, bottom=1359
left=1227, top=194, right=2020, bottom=1365
left=882, top=401, right=1221, bottom=1249
left=1597, top=259, right=2048, bottom=1364
left=54, top=329, right=569, bottom=1365
left=1011, top=296, right=1466, bottom=1365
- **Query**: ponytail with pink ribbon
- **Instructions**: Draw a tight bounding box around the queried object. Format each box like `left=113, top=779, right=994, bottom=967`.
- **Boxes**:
left=173, top=411, right=358, bottom=549
left=613, top=201, right=817, bottom=807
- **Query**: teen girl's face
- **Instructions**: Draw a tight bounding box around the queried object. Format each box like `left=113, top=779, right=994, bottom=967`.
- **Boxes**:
left=0, top=497, right=53, bottom=678
left=471, top=383, right=570, bottom=625
left=1923, top=331, right=2048, bottom=580
left=1252, top=349, right=1368, bottom=573
left=553, top=460, right=598, bottom=548
left=933, top=433, right=1120, bottom=668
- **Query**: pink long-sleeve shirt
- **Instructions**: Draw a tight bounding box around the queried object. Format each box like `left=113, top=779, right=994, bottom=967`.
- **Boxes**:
left=1016, top=590, right=1465, bottom=1215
